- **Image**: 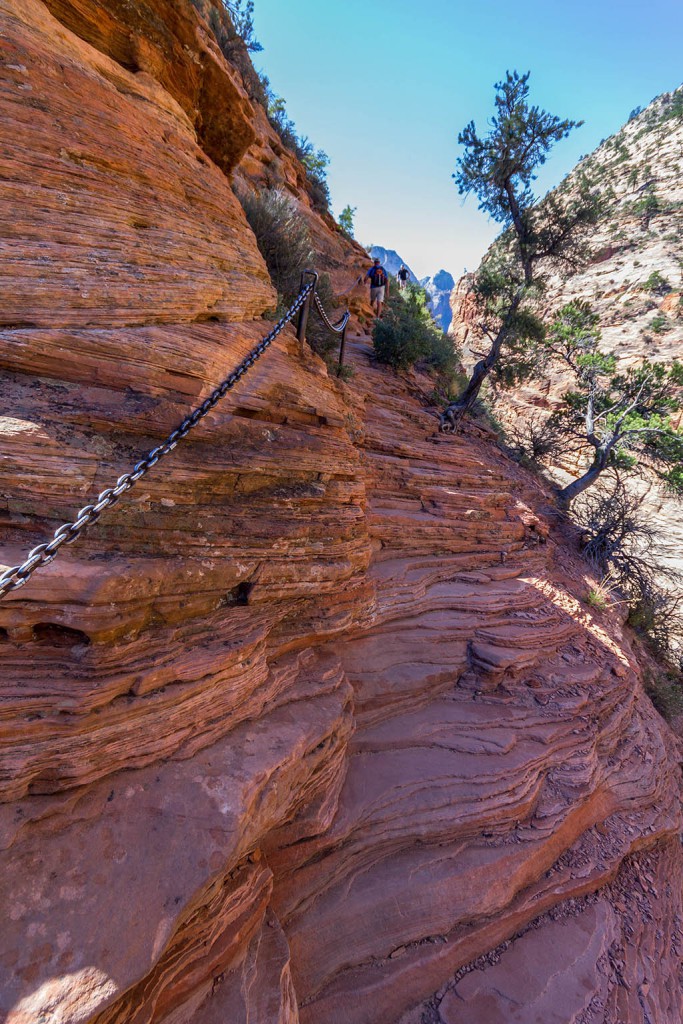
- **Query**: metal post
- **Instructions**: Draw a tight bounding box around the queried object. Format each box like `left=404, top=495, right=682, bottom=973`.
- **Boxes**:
left=296, top=270, right=318, bottom=354
left=338, top=321, right=348, bottom=372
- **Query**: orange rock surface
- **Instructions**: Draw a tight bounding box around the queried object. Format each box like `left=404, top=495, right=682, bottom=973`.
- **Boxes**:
left=1, top=3, right=682, bottom=1023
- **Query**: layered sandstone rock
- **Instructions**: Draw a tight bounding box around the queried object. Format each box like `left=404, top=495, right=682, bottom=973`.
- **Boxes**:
left=1, top=4, right=682, bottom=1024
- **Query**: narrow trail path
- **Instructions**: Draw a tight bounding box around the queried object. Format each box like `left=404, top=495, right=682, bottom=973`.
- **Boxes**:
left=269, top=330, right=683, bottom=1024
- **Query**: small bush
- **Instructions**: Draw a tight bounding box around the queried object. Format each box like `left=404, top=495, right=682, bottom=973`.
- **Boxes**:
left=296, top=138, right=331, bottom=214
left=650, top=312, right=670, bottom=334
left=634, top=191, right=660, bottom=228
left=200, top=1, right=265, bottom=102
left=373, top=286, right=459, bottom=389
left=505, top=411, right=571, bottom=467
left=573, top=478, right=683, bottom=661
left=585, top=587, right=608, bottom=611
left=643, top=270, right=671, bottom=295
left=240, top=191, right=349, bottom=368
left=334, top=363, right=355, bottom=382
left=644, top=669, right=683, bottom=721
left=661, top=89, right=683, bottom=123
left=338, top=205, right=356, bottom=238
left=265, top=92, right=331, bottom=213
left=239, top=189, right=313, bottom=299
left=308, top=273, right=342, bottom=361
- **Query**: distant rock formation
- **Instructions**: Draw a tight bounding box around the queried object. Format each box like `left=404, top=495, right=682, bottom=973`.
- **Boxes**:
left=368, top=249, right=455, bottom=331
left=421, top=269, right=455, bottom=331
left=369, top=245, right=419, bottom=283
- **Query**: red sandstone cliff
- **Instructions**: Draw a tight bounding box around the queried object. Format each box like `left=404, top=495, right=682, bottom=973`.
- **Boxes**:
left=1, top=3, right=682, bottom=1023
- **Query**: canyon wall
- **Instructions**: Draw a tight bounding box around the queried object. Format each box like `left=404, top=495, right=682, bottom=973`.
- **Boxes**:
left=451, top=91, right=683, bottom=364
left=1, top=4, right=682, bottom=1023
left=449, top=91, right=683, bottom=576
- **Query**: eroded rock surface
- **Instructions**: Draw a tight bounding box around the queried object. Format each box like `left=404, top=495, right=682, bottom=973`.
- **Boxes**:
left=1, top=3, right=682, bottom=1023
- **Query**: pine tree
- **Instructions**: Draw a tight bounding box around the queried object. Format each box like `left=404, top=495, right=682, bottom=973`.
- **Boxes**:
left=441, top=71, right=600, bottom=430
left=542, top=301, right=683, bottom=507
left=339, top=205, right=356, bottom=238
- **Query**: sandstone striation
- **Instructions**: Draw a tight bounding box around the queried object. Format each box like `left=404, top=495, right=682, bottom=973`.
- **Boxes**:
left=1, top=3, right=682, bottom=1024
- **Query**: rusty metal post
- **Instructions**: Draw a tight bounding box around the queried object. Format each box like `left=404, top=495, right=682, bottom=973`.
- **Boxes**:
left=296, top=270, right=318, bottom=354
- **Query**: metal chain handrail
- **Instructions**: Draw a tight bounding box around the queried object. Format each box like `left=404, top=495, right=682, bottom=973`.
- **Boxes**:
left=0, top=281, right=315, bottom=600
left=313, top=293, right=350, bottom=335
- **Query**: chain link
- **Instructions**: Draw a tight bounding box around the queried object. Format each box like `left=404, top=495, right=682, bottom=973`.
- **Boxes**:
left=0, top=282, right=315, bottom=600
left=313, top=293, right=350, bottom=335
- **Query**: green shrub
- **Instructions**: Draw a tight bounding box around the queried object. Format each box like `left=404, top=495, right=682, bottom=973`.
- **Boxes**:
left=239, top=188, right=313, bottom=299
left=373, top=286, right=459, bottom=390
left=338, top=205, right=356, bottom=238
left=199, top=1, right=265, bottom=103
left=643, top=270, right=671, bottom=294
left=265, top=92, right=331, bottom=212
left=585, top=588, right=608, bottom=611
left=644, top=670, right=683, bottom=721
left=633, top=191, right=660, bottom=227
left=649, top=312, right=670, bottom=334
left=308, top=273, right=342, bottom=361
left=296, top=138, right=331, bottom=213
left=239, top=191, right=347, bottom=364
left=661, top=89, right=683, bottom=123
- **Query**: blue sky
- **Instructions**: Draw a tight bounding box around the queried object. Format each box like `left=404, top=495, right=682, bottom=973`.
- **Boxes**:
left=251, top=0, right=683, bottom=280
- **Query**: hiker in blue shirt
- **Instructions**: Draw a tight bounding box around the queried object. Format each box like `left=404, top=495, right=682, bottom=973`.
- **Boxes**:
left=365, top=258, right=389, bottom=317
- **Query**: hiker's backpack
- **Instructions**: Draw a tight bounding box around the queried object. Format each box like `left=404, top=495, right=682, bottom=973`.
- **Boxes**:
left=370, top=266, right=387, bottom=287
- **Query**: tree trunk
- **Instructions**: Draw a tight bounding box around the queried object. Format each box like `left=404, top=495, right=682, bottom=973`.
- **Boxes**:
left=557, top=461, right=606, bottom=508
left=440, top=294, right=522, bottom=432
left=440, top=351, right=497, bottom=429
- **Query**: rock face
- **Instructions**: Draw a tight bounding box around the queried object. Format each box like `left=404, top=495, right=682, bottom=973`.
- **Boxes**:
left=542, top=92, right=683, bottom=363
left=421, top=269, right=455, bottom=331
left=1, top=5, right=683, bottom=1024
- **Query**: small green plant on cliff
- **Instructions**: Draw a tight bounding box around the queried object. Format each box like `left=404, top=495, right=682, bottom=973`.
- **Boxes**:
left=222, top=0, right=262, bottom=52
left=197, top=0, right=265, bottom=101
left=296, top=137, right=331, bottom=213
left=265, top=90, right=331, bottom=213
left=338, top=205, right=357, bottom=238
left=239, top=190, right=347, bottom=366
left=372, top=285, right=460, bottom=392
left=440, top=71, right=601, bottom=430
left=644, top=670, right=683, bottom=722
left=504, top=410, right=572, bottom=468
left=633, top=189, right=660, bottom=229
left=239, top=188, right=313, bottom=299
left=643, top=270, right=671, bottom=295
left=574, top=478, right=683, bottom=666
left=306, top=273, right=345, bottom=364
left=539, top=301, right=683, bottom=507
left=649, top=312, right=671, bottom=334
left=661, top=88, right=683, bottom=123
left=584, top=573, right=619, bottom=612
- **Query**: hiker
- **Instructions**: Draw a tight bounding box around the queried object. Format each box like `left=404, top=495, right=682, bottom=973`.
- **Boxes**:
left=365, top=257, right=389, bottom=317
left=397, top=264, right=409, bottom=291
